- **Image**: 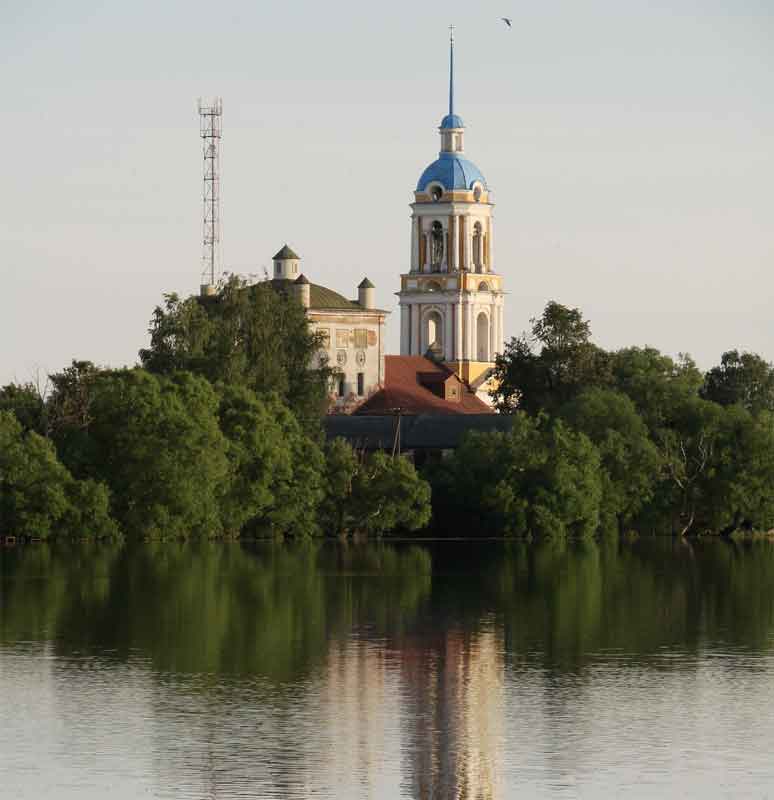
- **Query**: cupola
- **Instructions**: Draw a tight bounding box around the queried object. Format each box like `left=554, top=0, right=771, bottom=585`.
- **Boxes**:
left=273, top=244, right=301, bottom=280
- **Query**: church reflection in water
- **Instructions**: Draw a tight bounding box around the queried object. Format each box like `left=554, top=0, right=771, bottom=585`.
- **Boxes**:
left=395, top=621, right=504, bottom=800
left=316, top=622, right=504, bottom=799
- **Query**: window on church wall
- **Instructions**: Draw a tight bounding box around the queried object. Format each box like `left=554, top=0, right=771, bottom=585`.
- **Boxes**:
left=336, top=329, right=349, bottom=349
left=430, top=221, right=444, bottom=272
left=318, top=328, right=331, bottom=350
left=354, top=329, right=368, bottom=349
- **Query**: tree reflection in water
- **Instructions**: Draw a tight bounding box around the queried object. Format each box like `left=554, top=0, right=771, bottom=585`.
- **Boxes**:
left=2, top=538, right=774, bottom=798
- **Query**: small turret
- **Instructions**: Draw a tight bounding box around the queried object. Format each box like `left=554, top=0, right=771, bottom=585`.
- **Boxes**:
left=295, top=273, right=310, bottom=309
left=358, top=277, right=375, bottom=310
left=273, top=244, right=301, bottom=280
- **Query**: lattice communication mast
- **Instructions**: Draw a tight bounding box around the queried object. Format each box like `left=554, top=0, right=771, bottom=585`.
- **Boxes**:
left=198, top=98, right=222, bottom=294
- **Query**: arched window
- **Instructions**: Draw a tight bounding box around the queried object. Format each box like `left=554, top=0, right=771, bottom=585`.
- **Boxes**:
left=472, top=222, right=483, bottom=273
left=424, top=310, right=443, bottom=354
left=476, top=312, right=490, bottom=362
left=425, top=280, right=443, bottom=292
left=430, top=221, right=444, bottom=271
left=478, top=281, right=489, bottom=292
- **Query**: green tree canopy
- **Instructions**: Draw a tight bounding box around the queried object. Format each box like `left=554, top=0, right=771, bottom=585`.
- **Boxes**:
left=560, top=388, right=661, bottom=532
left=429, top=414, right=602, bottom=539
left=701, top=349, right=774, bottom=415
left=0, top=382, right=46, bottom=435
left=609, top=347, right=703, bottom=432
left=490, top=301, right=611, bottom=415
left=0, top=411, right=116, bottom=539
left=319, top=439, right=431, bottom=536
left=139, top=275, right=333, bottom=432
left=55, top=369, right=230, bottom=539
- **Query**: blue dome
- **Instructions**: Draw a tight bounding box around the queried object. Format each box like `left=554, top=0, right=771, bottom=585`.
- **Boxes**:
left=440, top=113, right=465, bottom=129
left=416, top=152, right=487, bottom=192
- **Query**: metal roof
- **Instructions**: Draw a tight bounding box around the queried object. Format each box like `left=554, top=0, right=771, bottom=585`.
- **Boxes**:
left=325, top=413, right=513, bottom=451
left=417, top=152, right=487, bottom=192
left=273, top=244, right=300, bottom=260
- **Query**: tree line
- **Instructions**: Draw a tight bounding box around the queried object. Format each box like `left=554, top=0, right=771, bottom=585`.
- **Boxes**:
left=2, top=281, right=774, bottom=540
left=0, top=277, right=430, bottom=540
left=428, top=302, right=774, bottom=537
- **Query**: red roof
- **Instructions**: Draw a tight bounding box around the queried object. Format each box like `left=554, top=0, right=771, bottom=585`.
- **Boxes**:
left=355, top=356, right=493, bottom=415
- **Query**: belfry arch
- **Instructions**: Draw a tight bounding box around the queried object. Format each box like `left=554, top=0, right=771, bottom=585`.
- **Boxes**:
left=423, top=309, right=444, bottom=354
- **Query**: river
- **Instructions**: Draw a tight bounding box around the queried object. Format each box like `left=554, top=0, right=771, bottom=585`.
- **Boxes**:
left=2, top=538, right=774, bottom=798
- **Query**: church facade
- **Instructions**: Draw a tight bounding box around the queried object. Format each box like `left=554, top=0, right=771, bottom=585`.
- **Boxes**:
left=397, top=31, right=504, bottom=401
left=269, top=245, right=388, bottom=411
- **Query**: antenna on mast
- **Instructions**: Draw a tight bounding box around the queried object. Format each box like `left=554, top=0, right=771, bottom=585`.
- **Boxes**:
left=198, top=97, right=222, bottom=296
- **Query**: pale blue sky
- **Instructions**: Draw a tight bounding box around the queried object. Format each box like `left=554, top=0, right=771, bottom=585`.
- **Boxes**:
left=1, top=0, right=772, bottom=385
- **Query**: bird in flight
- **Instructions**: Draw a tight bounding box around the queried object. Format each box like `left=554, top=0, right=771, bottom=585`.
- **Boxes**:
left=501, top=17, right=512, bottom=27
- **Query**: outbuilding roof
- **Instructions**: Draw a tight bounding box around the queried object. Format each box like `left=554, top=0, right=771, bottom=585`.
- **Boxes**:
left=355, top=356, right=493, bottom=416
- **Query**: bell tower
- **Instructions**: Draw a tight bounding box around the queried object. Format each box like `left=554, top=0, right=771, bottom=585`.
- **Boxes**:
left=397, top=27, right=504, bottom=391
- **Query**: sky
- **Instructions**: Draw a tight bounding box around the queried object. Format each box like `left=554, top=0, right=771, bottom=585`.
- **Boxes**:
left=1, top=0, right=772, bottom=386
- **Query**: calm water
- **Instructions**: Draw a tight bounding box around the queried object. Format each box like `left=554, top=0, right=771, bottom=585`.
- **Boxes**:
left=2, top=538, right=774, bottom=799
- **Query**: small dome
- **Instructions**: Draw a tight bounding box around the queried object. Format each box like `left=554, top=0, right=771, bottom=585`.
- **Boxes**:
left=358, top=277, right=375, bottom=289
left=295, top=273, right=310, bottom=285
left=440, top=113, right=465, bottom=129
left=417, top=152, right=487, bottom=192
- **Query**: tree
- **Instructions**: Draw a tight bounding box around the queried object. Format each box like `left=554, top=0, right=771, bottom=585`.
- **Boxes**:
left=319, top=440, right=431, bottom=536
left=609, top=347, right=702, bottom=432
left=701, top=350, right=774, bottom=415
left=490, top=301, right=611, bottom=415
left=216, top=386, right=291, bottom=535
left=319, top=437, right=360, bottom=535
left=139, top=275, right=333, bottom=432
left=429, top=414, right=602, bottom=539
left=560, top=388, right=661, bottom=532
left=56, top=369, right=229, bottom=539
left=226, top=390, right=326, bottom=538
left=0, top=411, right=117, bottom=539
left=349, top=452, right=432, bottom=536
left=0, top=382, right=46, bottom=435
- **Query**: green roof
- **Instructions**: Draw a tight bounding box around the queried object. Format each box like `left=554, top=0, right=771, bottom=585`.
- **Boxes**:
left=273, top=244, right=300, bottom=260
left=358, top=277, right=375, bottom=289
left=270, top=279, right=359, bottom=310
left=309, top=283, right=359, bottom=309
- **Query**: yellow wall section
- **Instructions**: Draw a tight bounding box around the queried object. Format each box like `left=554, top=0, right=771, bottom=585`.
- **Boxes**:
left=414, top=190, right=491, bottom=204
left=445, top=360, right=496, bottom=384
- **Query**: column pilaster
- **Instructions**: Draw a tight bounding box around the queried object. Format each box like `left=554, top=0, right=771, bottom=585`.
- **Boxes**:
left=444, top=303, right=454, bottom=361
left=411, top=304, right=421, bottom=355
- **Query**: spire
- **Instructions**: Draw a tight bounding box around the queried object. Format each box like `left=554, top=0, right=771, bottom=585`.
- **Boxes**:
left=440, top=27, right=464, bottom=134
left=449, top=24, right=455, bottom=117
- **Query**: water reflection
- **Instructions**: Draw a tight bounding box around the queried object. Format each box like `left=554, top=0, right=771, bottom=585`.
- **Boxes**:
left=2, top=538, right=774, bottom=798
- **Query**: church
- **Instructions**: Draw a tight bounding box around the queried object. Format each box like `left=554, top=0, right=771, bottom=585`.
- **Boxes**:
left=395, top=28, right=504, bottom=407
left=274, top=30, right=504, bottom=415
